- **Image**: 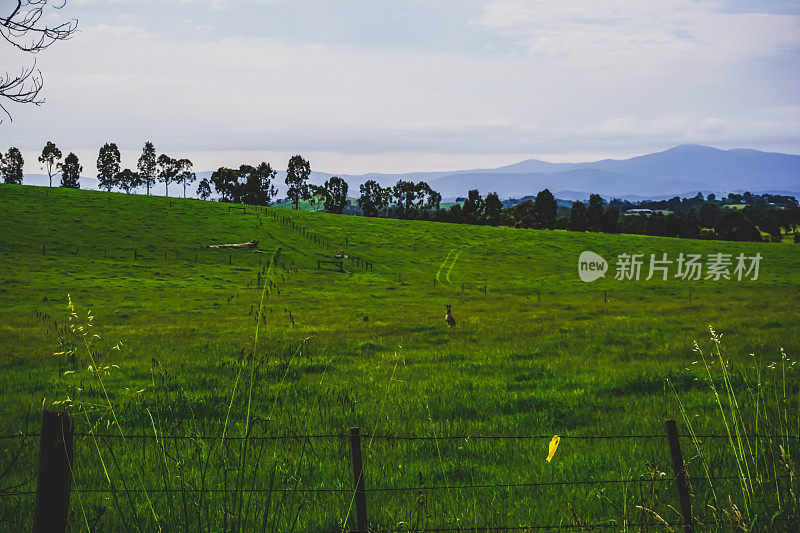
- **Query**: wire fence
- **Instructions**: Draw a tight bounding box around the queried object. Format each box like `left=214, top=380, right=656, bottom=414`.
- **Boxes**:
left=2, top=415, right=797, bottom=532
left=2, top=474, right=784, bottom=497
left=3, top=431, right=797, bottom=441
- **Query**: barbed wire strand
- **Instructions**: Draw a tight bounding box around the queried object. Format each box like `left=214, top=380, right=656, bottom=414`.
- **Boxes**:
left=1, top=432, right=796, bottom=441
left=2, top=475, right=778, bottom=498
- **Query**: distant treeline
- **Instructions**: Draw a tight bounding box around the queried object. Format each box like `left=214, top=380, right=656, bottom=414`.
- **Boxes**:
left=4, top=144, right=798, bottom=242
left=607, top=192, right=800, bottom=242
left=0, top=142, right=196, bottom=197
left=353, top=181, right=800, bottom=243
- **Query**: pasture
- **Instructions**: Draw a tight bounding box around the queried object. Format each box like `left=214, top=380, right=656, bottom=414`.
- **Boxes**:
left=0, top=183, right=798, bottom=531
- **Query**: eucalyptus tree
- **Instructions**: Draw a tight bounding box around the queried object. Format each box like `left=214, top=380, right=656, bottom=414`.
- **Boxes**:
left=137, top=141, right=157, bottom=195
left=484, top=192, right=503, bottom=225
left=157, top=154, right=182, bottom=197
left=96, top=142, right=121, bottom=192
left=1, top=146, right=24, bottom=183
left=58, top=152, right=81, bottom=188
left=318, top=176, right=348, bottom=214
left=196, top=178, right=211, bottom=200
left=358, top=180, right=389, bottom=217
left=177, top=158, right=195, bottom=198
left=116, top=168, right=141, bottom=194
left=38, top=141, right=62, bottom=186
left=286, top=155, right=311, bottom=209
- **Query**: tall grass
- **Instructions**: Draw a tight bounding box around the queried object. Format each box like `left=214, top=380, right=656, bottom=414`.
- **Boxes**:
left=42, top=250, right=364, bottom=531
left=672, top=327, right=798, bottom=530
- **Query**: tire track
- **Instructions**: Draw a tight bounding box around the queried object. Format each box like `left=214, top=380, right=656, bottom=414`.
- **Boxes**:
left=435, top=249, right=454, bottom=284
left=445, top=249, right=463, bottom=284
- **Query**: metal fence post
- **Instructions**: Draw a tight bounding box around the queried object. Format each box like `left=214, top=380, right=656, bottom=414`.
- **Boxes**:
left=33, top=411, right=74, bottom=533
left=665, top=419, right=693, bottom=532
left=349, top=427, right=368, bottom=533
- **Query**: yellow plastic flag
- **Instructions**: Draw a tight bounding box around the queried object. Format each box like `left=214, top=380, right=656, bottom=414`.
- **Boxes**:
left=546, top=435, right=560, bottom=462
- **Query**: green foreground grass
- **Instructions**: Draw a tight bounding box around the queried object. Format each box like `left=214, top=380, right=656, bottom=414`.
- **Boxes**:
left=1, top=184, right=798, bottom=531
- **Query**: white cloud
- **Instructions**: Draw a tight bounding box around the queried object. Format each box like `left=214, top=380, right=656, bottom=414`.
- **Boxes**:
left=476, top=0, right=800, bottom=72
left=2, top=1, right=799, bottom=174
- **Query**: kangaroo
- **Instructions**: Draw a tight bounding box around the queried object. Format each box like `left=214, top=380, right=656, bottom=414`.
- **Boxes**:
left=445, top=304, right=456, bottom=327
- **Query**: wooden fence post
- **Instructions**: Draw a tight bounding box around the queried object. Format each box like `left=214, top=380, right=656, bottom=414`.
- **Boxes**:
left=42, top=244, right=46, bottom=255
left=349, top=427, right=368, bottom=533
left=433, top=278, right=436, bottom=287
left=537, top=291, right=541, bottom=304
left=33, top=411, right=73, bottom=533
left=665, top=419, right=693, bottom=532
left=689, top=287, right=692, bottom=304
left=603, top=290, right=607, bottom=303
left=229, top=254, right=232, bottom=265
left=484, top=284, right=487, bottom=294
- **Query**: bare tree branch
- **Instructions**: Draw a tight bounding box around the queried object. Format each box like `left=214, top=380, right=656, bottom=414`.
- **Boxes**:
left=1, top=0, right=77, bottom=121
left=1, top=1, right=77, bottom=53
left=0, top=59, right=43, bottom=121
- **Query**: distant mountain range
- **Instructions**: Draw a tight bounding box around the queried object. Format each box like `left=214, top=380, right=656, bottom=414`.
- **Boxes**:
left=333, top=145, right=800, bottom=201
left=18, top=145, right=800, bottom=202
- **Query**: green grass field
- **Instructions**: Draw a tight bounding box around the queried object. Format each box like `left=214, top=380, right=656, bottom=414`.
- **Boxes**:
left=1, top=184, right=798, bottom=531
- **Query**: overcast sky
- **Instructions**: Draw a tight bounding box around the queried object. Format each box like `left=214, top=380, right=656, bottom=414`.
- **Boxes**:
left=1, top=0, right=799, bottom=175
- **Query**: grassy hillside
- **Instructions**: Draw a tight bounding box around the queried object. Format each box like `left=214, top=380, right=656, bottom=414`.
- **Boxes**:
left=1, top=184, right=798, bottom=531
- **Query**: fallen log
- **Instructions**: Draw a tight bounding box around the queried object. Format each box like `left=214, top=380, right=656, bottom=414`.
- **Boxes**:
left=206, top=240, right=259, bottom=249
